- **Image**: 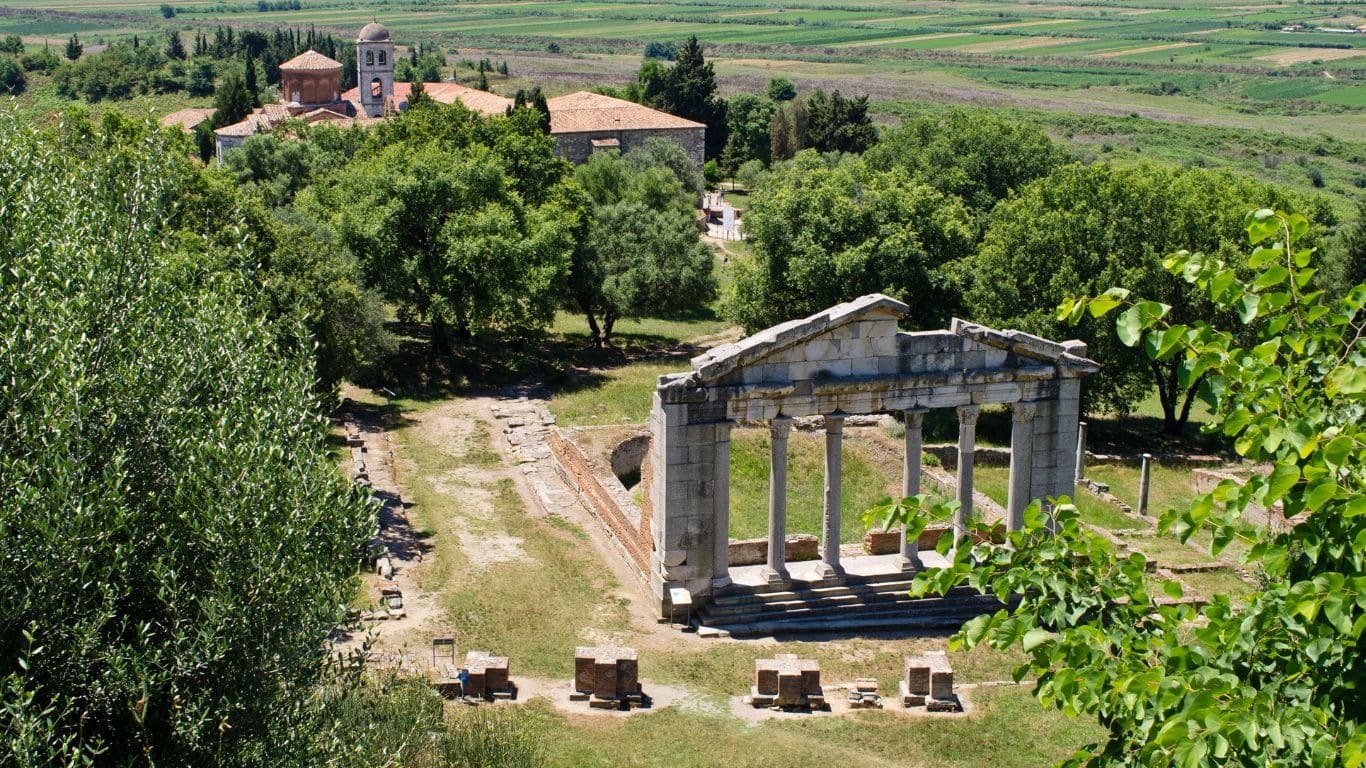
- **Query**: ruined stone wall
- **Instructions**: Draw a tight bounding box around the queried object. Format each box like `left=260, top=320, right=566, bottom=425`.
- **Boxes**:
left=548, top=429, right=652, bottom=580
left=554, top=127, right=705, bottom=171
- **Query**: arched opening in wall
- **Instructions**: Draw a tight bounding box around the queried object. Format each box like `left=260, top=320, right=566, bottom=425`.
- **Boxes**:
left=365, top=50, right=374, bottom=66
left=370, top=78, right=382, bottom=98
left=611, top=435, right=650, bottom=494
left=378, top=50, right=387, bottom=66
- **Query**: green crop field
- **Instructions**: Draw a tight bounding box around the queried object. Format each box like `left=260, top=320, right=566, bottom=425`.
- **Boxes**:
left=1, top=0, right=1362, bottom=204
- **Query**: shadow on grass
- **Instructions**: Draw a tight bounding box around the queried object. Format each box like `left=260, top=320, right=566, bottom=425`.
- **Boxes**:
left=354, top=319, right=707, bottom=404
left=914, top=405, right=1227, bottom=456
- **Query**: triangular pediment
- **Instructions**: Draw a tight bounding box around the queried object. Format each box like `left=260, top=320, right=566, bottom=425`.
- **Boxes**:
left=689, top=294, right=908, bottom=383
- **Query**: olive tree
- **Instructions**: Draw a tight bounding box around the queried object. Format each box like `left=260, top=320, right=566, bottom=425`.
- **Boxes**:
left=726, top=150, right=975, bottom=333
left=566, top=149, right=716, bottom=346
left=0, top=116, right=373, bottom=765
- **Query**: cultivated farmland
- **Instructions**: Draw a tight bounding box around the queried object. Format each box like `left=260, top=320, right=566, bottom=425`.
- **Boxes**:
left=2, top=0, right=1362, bottom=205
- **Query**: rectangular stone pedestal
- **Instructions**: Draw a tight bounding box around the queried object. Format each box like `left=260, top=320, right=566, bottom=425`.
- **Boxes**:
left=750, top=654, right=824, bottom=709
left=574, top=646, right=643, bottom=708
left=902, top=653, right=956, bottom=710
left=463, top=651, right=511, bottom=699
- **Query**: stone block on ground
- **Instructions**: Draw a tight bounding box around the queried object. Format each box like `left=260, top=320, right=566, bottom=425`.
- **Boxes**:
left=573, top=646, right=639, bottom=700
left=753, top=654, right=822, bottom=709
left=903, top=652, right=955, bottom=710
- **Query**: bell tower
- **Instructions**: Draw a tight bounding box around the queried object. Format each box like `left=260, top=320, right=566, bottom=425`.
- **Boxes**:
left=356, top=21, right=394, bottom=118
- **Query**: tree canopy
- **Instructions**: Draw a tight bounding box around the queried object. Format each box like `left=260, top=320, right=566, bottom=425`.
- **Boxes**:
left=566, top=147, right=715, bottom=345
left=864, top=110, right=1066, bottom=214
left=0, top=114, right=373, bottom=766
left=727, top=151, right=975, bottom=333
left=967, top=162, right=1331, bottom=431
left=891, top=207, right=1365, bottom=767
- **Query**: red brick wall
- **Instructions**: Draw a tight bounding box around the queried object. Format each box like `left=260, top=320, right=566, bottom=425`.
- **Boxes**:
left=549, top=430, right=652, bottom=579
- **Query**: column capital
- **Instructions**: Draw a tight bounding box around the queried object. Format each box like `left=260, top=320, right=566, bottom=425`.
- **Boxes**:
left=957, top=404, right=981, bottom=426
left=824, top=413, right=845, bottom=434
left=769, top=415, right=794, bottom=440
left=903, top=407, right=927, bottom=427
left=1012, top=401, right=1038, bottom=423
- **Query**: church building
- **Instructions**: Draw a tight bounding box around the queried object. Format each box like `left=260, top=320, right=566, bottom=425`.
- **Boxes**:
left=209, top=21, right=704, bottom=171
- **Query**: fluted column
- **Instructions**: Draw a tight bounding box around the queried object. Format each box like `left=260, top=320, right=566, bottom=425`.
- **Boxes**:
left=763, top=416, right=793, bottom=586
left=900, top=409, right=926, bottom=571
left=1007, top=402, right=1037, bottom=533
left=955, top=405, right=980, bottom=546
left=712, top=421, right=733, bottom=589
left=819, top=414, right=846, bottom=581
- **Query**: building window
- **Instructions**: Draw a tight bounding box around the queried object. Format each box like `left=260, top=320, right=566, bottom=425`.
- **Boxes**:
left=378, top=50, right=387, bottom=66
left=365, top=50, right=374, bottom=66
left=371, top=78, right=382, bottom=98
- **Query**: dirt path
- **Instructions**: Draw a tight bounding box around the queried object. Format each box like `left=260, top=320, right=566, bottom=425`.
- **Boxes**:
left=333, top=396, right=444, bottom=664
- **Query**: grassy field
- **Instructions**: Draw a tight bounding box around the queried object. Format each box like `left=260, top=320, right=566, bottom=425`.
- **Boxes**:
left=377, top=373, right=1109, bottom=765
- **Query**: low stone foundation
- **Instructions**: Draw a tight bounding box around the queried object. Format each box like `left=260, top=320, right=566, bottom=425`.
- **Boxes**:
left=863, top=525, right=1003, bottom=555
left=729, top=534, right=819, bottom=566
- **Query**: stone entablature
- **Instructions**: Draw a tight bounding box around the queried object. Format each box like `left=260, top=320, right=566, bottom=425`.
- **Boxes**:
left=647, top=293, right=1098, bottom=616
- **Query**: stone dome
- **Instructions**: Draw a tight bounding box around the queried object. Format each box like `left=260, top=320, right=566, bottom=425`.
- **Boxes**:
left=358, top=22, right=391, bottom=43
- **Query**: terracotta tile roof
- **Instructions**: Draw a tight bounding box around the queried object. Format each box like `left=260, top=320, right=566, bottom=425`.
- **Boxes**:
left=545, top=91, right=705, bottom=134
left=340, top=82, right=514, bottom=116
left=160, top=107, right=215, bottom=132
left=280, top=49, right=342, bottom=71
left=302, top=107, right=353, bottom=123
left=214, top=113, right=271, bottom=138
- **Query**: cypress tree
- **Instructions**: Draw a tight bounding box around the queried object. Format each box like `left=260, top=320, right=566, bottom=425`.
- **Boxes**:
left=64, top=34, right=82, bottom=61
left=657, top=36, right=726, bottom=159
left=165, top=30, right=186, bottom=61
left=212, top=71, right=252, bottom=128
left=243, top=48, right=259, bottom=106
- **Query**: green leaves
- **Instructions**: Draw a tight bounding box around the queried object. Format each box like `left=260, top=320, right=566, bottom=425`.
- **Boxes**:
left=1326, top=366, right=1366, bottom=399
left=1116, top=301, right=1170, bottom=347
left=933, top=206, right=1364, bottom=768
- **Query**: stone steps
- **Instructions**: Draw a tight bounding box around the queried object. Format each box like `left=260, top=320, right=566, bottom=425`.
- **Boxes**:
left=698, top=580, right=1003, bottom=638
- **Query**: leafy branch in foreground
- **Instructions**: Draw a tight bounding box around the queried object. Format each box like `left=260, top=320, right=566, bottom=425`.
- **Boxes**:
left=885, top=209, right=1364, bottom=767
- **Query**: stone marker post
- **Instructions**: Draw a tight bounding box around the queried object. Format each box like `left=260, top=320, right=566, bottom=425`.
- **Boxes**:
left=1138, top=453, right=1152, bottom=517
left=1074, top=420, right=1088, bottom=486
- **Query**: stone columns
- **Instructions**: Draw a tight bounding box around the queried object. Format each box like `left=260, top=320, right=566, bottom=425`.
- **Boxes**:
left=1007, top=402, right=1037, bottom=532
left=819, top=414, right=846, bottom=581
left=712, top=421, right=733, bottom=589
left=763, top=416, right=793, bottom=586
left=900, top=409, right=926, bottom=571
left=954, top=405, right=980, bottom=544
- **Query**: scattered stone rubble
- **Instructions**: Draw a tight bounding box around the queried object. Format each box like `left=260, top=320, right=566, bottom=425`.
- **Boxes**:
left=847, top=678, right=883, bottom=709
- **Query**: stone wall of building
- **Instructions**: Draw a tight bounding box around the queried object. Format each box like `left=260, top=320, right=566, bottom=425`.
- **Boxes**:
left=554, top=127, right=705, bottom=171
left=549, top=429, right=653, bottom=581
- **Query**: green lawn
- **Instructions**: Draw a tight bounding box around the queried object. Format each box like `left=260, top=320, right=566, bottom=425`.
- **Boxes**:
left=727, top=427, right=900, bottom=544
left=529, top=684, right=1103, bottom=768
left=550, top=356, right=692, bottom=427
left=1087, top=462, right=1198, bottom=518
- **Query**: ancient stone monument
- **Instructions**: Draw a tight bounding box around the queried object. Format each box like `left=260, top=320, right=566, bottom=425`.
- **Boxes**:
left=572, top=646, right=645, bottom=708
left=647, top=294, right=1098, bottom=616
left=749, top=654, right=825, bottom=709
left=901, top=652, right=957, bottom=711
left=462, top=651, right=514, bottom=700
